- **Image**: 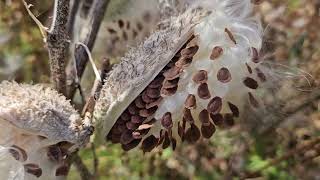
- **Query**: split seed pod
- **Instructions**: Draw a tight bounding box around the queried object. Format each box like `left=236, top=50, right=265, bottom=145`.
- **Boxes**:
left=0, top=81, right=91, bottom=179
left=94, top=0, right=265, bottom=152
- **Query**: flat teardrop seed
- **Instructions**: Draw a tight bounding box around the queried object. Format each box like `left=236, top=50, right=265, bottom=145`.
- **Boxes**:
left=201, top=123, right=216, bottom=139
left=55, top=164, right=69, bottom=176
left=141, top=135, right=158, bottom=152
left=171, top=138, right=177, bottom=150
left=163, top=66, right=181, bottom=80
left=24, top=164, right=42, bottom=178
left=246, top=63, right=253, bottom=74
left=175, top=57, right=193, bottom=68
left=149, top=76, right=165, bottom=88
left=192, top=70, right=208, bottom=84
left=251, top=47, right=259, bottom=63
left=183, top=108, right=194, bottom=123
left=248, top=92, right=260, bottom=108
left=178, top=121, right=185, bottom=141
left=210, top=46, right=223, bottom=60
left=227, top=102, right=240, bottom=117
left=243, top=77, right=259, bottom=89
left=120, top=111, right=131, bottom=121
left=256, top=68, right=267, bottom=82
left=145, top=97, right=163, bottom=109
left=120, top=130, right=134, bottom=145
left=161, top=112, right=173, bottom=129
left=199, top=109, right=210, bottom=126
left=126, top=121, right=139, bottom=130
left=197, top=83, right=211, bottom=99
left=161, top=86, right=178, bottom=96
left=224, top=113, right=235, bottom=127
left=131, top=115, right=144, bottom=124
left=184, top=94, right=196, bottom=109
left=128, top=104, right=139, bottom=115
left=225, top=28, right=237, bottom=44
left=162, top=132, right=171, bottom=149
left=207, top=97, right=222, bottom=115
left=9, top=145, right=27, bottom=162
left=180, top=46, right=199, bottom=58
left=217, top=67, right=232, bottom=83
left=185, top=124, right=201, bottom=143
left=210, top=113, right=224, bottom=127
left=142, top=91, right=157, bottom=103
left=122, top=139, right=141, bottom=151
left=139, top=106, right=158, bottom=117
left=47, top=145, right=62, bottom=162
left=134, top=96, right=146, bottom=109
left=146, top=87, right=161, bottom=98
left=163, top=78, right=179, bottom=89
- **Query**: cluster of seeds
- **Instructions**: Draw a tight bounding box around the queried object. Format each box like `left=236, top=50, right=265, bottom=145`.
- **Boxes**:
left=7, top=143, right=70, bottom=178
left=106, top=28, right=266, bottom=152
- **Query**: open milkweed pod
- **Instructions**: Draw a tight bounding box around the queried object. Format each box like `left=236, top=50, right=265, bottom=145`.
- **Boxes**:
left=94, top=0, right=265, bottom=152
left=0, top=81, right=91, bottom=179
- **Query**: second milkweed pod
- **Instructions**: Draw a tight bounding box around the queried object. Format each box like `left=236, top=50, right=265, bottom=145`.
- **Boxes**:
left=0, top=81, right=91, bottom=179
left=94, top=0, right=265, bottom=151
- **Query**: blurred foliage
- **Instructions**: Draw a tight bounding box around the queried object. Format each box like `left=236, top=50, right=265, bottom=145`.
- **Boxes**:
left=0, top=0, right=319, bottom=179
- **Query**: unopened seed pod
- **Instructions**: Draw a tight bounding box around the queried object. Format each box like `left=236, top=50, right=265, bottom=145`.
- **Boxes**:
left=0, top=81, right=91, bottom=179
left=94, top=0, right=265, bottom=152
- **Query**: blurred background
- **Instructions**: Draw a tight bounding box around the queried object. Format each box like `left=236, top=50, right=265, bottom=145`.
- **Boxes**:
left=0, top=0, right=319, bottom=179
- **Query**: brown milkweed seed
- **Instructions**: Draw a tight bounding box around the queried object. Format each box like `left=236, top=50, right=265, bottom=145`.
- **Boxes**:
left=225, top=28, right=237, bottom=44
left=161, top=112, right=173, bottom=129
left=162, top=132, right=171, bottom=149
left=207, top=97, right=222, bottom=115
left=199, top=109, right=210, bottom=126
left=134, top=96, right=146, bottom=109
left=163, top=66, right=181, bottom=80
left=163, top=78, right=179, bottom=89
left=184, top=94, right=196, bottom=109
left=210, top=113, right=224, bottom=127
left=122, top=139, right=141, bottom=151
left=148, top=76, right=165, bottom=88
left=161, top=86, right=178, bottom=96
left=246, top=63, right=253, bottom=74
left=251, top=47, right=259, bottom=63
left=201, top=123, right=216, bottom=139
left=210, top=46, right=223, bottom=60
left=192, top=70, right=208, bottom=84
left=227, top=102, right=240, bottom=117
left=55, top=164, right=69, bottom=176
left=256, top=68, right=267, bottom=82
left=217, top=67, right=232, bottom=83
left=120, top=130, right=134, bottom=145
left=248, top=92, right=260, bottom=108
left=185, top=124, right=201, bottom=143
left=24, top=163, right=42, bottom=178
left=183, top=108, right=194, bottom=123
left=243, top=77, right=259, bottom=89
left=141, top=135, right=158, bottom=152
left=197, top=83, right=211, bottom=99
left=9, top=145, right=27, bottom=162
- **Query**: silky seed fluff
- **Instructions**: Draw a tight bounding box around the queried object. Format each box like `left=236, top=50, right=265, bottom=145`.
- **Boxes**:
left=94, top=0, right=265, bottom=152
left=0, top=81, right=91, bottom=179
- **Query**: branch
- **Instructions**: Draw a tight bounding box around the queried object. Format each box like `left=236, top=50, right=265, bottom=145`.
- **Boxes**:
left=73, top=153, right=94, bottom=180
left=46, top=0, right=70, bottom=95
left=66, top=0, right=110, bottom=99
left=67, top=0, right=82, bottom=38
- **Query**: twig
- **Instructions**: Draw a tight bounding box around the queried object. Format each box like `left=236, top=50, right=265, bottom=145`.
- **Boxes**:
left=45, top=0, right=70, bottom=95
left=73, top=153, right=94, bottom=180
left=66, top=0, right=110, bottom=99
left=67, top=0, right=82, bottom=38
left=91, top=142, right=99, bottom=177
